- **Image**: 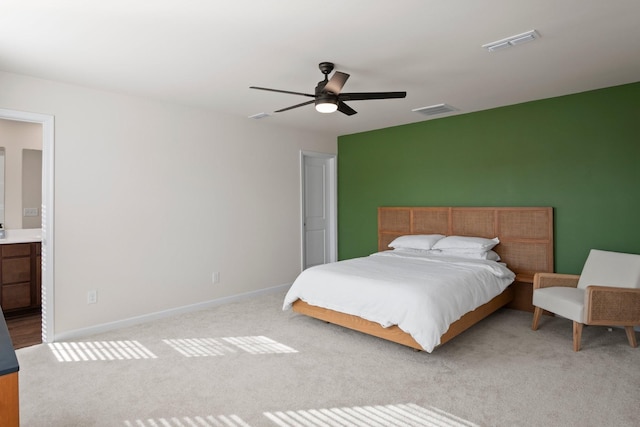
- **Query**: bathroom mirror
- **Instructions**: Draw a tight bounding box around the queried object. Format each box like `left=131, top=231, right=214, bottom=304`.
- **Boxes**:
left=22, top=149, right=42, bottom=229
left=0, top=119, right=43, bottom=229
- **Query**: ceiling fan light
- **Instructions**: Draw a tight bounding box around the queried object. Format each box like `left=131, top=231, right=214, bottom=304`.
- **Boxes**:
left=315, top=93, right=338, bottom=113
left=315, top=102, right=338, bottom=113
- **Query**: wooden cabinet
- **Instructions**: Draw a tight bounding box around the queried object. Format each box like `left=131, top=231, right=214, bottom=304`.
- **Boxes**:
left=0, top=242, right=41, bottom=316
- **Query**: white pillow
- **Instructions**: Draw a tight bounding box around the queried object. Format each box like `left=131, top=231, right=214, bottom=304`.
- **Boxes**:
left=431, top=248, right=501, bottom=261
left=432, top=235, right=499, bottom=251
left=388, top=234, right=445, bottom=251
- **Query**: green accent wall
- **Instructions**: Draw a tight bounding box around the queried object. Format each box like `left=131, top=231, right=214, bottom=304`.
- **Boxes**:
left=337, top=82, right=640, bottom=273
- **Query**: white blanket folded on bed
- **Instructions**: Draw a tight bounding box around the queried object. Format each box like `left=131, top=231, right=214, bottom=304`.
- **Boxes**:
left=283, top=250, right=515, bottom=352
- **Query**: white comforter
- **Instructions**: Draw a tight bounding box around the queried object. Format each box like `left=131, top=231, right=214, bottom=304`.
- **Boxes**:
left=283, top=250, right=515, bottom=352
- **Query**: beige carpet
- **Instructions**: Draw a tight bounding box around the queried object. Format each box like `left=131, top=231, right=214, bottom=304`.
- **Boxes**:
left=15, top=289, right=640, bottom=426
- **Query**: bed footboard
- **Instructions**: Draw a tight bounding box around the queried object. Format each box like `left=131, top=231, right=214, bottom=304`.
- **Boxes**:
left=292, top=286, right=515, bottom=351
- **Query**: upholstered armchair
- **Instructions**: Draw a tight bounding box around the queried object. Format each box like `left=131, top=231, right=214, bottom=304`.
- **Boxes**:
left=532, top=249, right=640, bottom=351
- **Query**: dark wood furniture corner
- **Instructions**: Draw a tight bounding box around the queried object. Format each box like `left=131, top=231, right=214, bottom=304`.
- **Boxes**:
left=0, top=310, right=20, bottom=426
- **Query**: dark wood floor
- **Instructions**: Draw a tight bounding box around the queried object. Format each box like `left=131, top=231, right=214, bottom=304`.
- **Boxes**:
left=5, top=313, right=42, bottom=349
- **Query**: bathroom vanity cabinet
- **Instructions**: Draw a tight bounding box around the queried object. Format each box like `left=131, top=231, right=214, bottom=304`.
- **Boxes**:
left=0, top=242, right=41, bottom=317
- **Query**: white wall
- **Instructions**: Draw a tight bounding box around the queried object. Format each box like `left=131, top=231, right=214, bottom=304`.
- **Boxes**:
left=0, top=71, right=336, bottom=335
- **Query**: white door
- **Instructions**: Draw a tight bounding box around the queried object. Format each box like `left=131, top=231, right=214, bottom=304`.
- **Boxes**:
left=301, top=152, right=336, bottom=269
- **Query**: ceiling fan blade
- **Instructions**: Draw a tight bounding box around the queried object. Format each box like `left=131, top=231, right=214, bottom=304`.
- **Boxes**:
left=337, top=101, right=357, bottom=116
left=339, top=91, right=407, bottom=101
left=275, top=99, right=315, bottom=112
left=250, top=86, right=314, bottom=98
left=324, top=71, right=350, bottom=94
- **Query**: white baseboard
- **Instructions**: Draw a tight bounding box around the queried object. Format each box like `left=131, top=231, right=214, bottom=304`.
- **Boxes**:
left=53, top=283, right=291, bottom=342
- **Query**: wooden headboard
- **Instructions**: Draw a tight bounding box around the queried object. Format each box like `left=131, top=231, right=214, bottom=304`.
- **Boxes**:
left=378, top=207, right=554, bottom=282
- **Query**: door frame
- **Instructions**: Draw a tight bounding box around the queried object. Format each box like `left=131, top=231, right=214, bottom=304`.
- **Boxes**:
left=300, top=151, right=337, bottom=270
left=0, top=108, right=55, bottom=343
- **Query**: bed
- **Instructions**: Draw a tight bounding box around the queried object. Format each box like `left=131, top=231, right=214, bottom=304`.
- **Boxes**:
left=284, top=207, right=554, bottom=352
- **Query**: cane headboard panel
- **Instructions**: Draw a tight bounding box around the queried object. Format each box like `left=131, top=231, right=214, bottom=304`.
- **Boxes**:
left=378, top=207, right=554, bottom=280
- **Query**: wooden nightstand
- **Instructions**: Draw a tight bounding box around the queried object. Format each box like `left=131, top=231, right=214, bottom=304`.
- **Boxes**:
left=507, top=273, right=536, bottom=312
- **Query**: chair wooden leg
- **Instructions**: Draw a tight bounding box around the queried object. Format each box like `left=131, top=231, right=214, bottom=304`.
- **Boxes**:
left=624, top=326, right=637, bottom=348
left=532, top=307, right=543, bottom=331
left=573, top=322, right=583, bottom=352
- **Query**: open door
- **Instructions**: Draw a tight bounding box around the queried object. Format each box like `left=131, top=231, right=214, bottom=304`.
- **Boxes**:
left=0, top=109, right=54, bottom=343
left=301, top=151, right=336, bottom=270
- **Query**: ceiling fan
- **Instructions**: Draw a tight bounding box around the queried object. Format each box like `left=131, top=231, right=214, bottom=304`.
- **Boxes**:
left=250, top=62, right=406, bottom=116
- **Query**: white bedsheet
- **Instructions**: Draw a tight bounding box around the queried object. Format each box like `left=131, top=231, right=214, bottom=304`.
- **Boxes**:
left=283, top=250, right=515, bottom=352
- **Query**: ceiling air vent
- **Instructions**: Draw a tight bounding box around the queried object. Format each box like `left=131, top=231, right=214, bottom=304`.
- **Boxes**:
left=248, top=112, right=271, bottom=119
left=482, top=30, right=539, bottom=52
left=412, top=104, right=457, bottom=117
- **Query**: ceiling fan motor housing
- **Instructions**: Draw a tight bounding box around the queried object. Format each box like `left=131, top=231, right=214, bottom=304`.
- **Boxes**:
left=315, top=92, right=337, bottom=106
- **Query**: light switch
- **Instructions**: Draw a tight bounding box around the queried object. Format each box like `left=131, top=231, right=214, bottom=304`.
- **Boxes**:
left=23, top=207, right=39, bottom=217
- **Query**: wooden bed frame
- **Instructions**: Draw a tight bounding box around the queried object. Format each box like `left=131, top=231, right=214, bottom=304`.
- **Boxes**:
left=292, top=206, right=554, bottom=350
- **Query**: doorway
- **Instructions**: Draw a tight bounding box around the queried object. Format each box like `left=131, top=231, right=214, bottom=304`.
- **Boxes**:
left=300, top=151, right=337, bottom=270
left=0, top=109, right=54, bottom=343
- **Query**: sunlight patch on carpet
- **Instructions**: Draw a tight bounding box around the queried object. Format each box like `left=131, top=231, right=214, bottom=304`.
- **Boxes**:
left=162, top=338, right=238, bottom=357
left=123, top=414, right=251, bottom=426
left=263, top=403, right=478, bottom=427
left=48, top=341, right=157, bottom=362
left=222, top=336, right=298, bottom=354
left=163, top=336, right=297, bottom=357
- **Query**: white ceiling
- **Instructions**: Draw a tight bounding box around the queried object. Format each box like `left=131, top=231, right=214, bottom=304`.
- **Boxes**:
left=2, top=1, right=639, bottom=138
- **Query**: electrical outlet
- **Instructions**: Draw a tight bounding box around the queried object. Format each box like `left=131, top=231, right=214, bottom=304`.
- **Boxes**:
left=212, top=272, right=220, bottom=284
left=87, top=290, right=97, bottom=304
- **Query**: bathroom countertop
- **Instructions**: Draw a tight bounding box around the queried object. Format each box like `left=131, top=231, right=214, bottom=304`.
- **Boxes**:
left=0, top=229, right=42, bottom=245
